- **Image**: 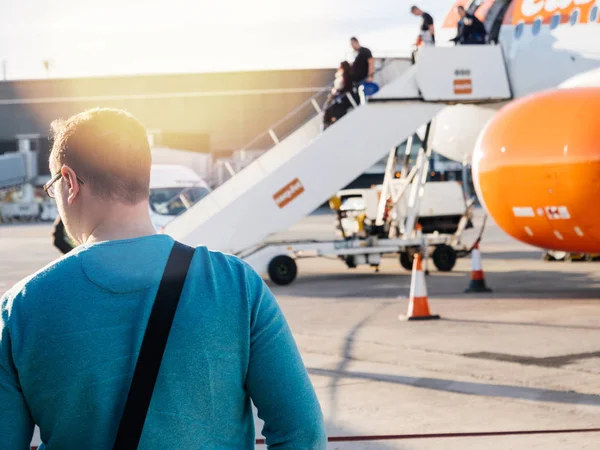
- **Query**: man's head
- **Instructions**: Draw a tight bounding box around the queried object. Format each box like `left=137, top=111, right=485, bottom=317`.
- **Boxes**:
left=350, top=37, right=361, bottom=51
left=410, top=5, right=423, bottom=16
left=48, top=108, right=151, bottom=243
left=457, top=5, right=467, bottom=18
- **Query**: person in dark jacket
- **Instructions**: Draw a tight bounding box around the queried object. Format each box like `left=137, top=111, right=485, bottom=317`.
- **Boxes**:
left=452, top=6, right=487, bottom=44
left=52, top=215, right=75, bottom=254
left=323, top=61, right=354, bottom=129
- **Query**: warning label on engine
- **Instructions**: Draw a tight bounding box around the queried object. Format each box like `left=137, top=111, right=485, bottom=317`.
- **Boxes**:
left=273, top=178, right=305, bottom=208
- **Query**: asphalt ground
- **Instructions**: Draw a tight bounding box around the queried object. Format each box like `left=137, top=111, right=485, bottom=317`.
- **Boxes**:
left=2, top=209, right=599, bottom=449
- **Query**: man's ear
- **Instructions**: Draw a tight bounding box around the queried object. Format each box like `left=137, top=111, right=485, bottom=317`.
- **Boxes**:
left=60, top=165, right=81, bottom=205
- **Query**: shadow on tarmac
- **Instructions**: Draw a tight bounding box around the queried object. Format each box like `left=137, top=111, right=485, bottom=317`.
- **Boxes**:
left=271, top=270, right=600, bottom=301
left=445, top=318, right=600, bottom=331
left=307, top=367, right=600, bottom=407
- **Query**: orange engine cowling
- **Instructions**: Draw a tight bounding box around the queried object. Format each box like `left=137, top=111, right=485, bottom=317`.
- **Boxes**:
left=472, top=87, right=600, bottom=253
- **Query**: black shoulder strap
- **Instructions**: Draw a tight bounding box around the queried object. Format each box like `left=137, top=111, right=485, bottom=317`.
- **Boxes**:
left=113, top=241, right=195, bottom=450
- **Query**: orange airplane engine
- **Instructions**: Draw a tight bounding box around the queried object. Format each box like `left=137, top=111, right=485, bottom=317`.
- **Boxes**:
left=472, top=87, right=600, bottom=253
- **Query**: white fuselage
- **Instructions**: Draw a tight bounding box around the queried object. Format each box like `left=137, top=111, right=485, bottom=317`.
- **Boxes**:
left=428, top=1, right=600, bottom=163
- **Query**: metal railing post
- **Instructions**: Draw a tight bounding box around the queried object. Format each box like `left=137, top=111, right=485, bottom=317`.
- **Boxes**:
left=268, top=129, right=280, bottom=145
left=311, top=98, right=322, bottom=113
left=346, top=92, right=358, bottom=109
left=358, top=85, right=367, bottom=105
left=224, top=161, right=236, bottom=177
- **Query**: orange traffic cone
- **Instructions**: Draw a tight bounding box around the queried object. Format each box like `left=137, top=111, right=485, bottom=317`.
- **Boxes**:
left=415, top=224, right=430, bottom=276
left=465, top=241, right=493, bottom=293
left=402, top=253, right=440, bottom=321
left=415, top=222, right=423, bottom=238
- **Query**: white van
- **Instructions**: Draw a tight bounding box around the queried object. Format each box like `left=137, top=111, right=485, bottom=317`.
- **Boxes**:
left=148, top=164, right=212, bottom=230
left=49, top=164, right=212, bottom=254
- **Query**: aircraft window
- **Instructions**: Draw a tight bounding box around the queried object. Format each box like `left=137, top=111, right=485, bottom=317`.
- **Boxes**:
left=532, top=18, right=542, bottom=35
left=550, top=13, right=561, bottom=29
left=570, top=9, right=579, bottom=25
left=590, top=6, right=598, bottom=22
left=515, top=22, right=524, bottom=39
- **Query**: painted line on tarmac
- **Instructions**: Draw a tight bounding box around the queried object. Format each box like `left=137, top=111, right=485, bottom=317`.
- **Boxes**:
left=256, top=427, right=600, bottom=445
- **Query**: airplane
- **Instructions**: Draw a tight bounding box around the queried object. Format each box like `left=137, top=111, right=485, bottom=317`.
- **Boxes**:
left=423, top=0, right=600, bottom=255
left=159, top=0, right=600, bottom=279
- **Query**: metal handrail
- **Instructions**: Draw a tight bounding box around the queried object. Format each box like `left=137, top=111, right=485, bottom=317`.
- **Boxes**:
left=212, top=57, right=407, bottom=187
left=238, top=57, right=398, bottom=153
left=239, top=85, right=332, bottom=151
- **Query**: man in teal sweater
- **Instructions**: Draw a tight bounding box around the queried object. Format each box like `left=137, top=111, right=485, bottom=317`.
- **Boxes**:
left=0, top=108, right=327, bottom=449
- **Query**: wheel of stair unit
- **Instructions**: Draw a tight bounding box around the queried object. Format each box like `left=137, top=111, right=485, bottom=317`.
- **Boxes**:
left=399, top=251, right=415, bottom=271
left=268, top=255, right=298, bottom=286
left=432, top=245, right=457, bottom=272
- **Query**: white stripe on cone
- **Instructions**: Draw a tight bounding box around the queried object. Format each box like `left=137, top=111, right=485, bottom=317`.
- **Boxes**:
left=471, top=248, right=482, bottom=271
left=31, top=426, right=41, bottom=447
left=409, top=265, right=428, bottom=299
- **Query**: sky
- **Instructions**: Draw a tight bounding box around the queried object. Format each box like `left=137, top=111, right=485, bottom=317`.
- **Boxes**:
left=0, top=0, right=451, bottom=79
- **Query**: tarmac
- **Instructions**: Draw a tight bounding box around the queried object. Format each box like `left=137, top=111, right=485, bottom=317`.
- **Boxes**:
left=2, top=209, right=600, bottom=449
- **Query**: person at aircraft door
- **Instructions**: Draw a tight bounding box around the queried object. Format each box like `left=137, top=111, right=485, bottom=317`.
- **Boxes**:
left=451, top=6, right=487, bottom=45
left=411, top=5, right=435, bottom=46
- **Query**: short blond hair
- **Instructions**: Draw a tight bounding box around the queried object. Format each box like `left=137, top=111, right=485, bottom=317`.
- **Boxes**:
left=50, top=108, right=151, bottom=204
